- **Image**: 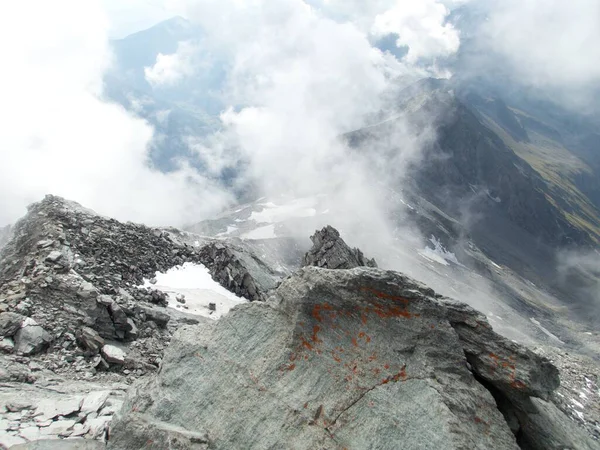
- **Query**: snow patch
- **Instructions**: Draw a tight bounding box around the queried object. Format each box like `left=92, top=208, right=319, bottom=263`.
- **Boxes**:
left=529, top=318, right=564, bottom=344
left=142, top=263, right=247, bottom=319
left=242, top=224, right=277, bottom=240
left=217, top=225, right=238, bottom=236
left=418, top=236, right=461, bottom=267
left=399, top=198, right=415, bottom=210
left=249, top=198, right=317, bottom=223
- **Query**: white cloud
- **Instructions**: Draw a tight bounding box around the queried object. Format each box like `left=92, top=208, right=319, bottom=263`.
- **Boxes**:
left=372, top=0, right=461, bottom=62
left=307, top=0, right=463, bottom=63
left=480, top=0, right=600, bottom=90
left=145, top=41, right=196, bottom=86
left=0, top=0, right=231, bottom=226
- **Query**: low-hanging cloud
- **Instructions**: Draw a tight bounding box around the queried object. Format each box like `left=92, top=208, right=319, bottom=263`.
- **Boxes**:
left=0, top=0, right=232, bottom=227
left=484, top=0, right=600, bottom=88
left=145, top=41, right=197, bottom=86
left=454, top=0, right=600, bottom=111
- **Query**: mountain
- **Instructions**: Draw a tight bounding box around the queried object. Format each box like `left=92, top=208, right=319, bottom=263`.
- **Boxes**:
left=104, top=17, right=223, bottom=172
left=338, top=79, right=600, bottom=331
left=0, top=197, right=598, bottom=448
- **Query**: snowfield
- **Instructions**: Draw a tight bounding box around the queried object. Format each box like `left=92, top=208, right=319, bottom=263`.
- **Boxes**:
left=249, top=197, right=317, bottom=223
left=142, top=263, right=247, bottom=319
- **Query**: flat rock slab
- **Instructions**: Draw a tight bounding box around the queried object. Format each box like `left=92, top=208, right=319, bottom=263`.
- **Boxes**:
left=101, top=345, right=125, bottom=365
left=11, top=439, right=106, bottom=449
left=34, top=397, right=83, bottom=422
left=81, top=391, right=110, bottom=415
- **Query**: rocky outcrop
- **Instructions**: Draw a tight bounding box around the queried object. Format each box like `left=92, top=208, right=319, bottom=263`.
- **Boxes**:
left=0, top=195, right=290, bottom=448
left=0, top=376, right=126, bottom=448
left=0, top=196, right=278, bottom=377
left=14, top=318, right=52, bottom=356
left=197, top=242, right=280, bottom=302
left=303, top=226, right=377, bottom=269
left=108, top=267, right=594, bottom=449
left=0, top=224, right=12, bottom=252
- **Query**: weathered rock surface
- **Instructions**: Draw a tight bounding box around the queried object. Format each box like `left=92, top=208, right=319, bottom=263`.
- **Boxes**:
left=109, top=267, right=593, bottom=449
left=76, top=327, right=105, bottom=354
left=303, top=226, right=377, bottom=269
left=0, top=195, right=287, bottom=447
left=0, top=312, right=24, bottom=338
left=14, top=319, right=51, bottom=356
left=11, top=440, right=106, bottom=449
left=0, top=376, right=125, bottom=448
left=101, top=345, right=126, bottom=366
left=197, top=242, right=280, bottom=302
left=0, top=195, right=280, bottom=380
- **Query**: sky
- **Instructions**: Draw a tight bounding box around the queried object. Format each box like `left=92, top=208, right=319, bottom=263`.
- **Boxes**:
left=102, top=0, right=172, bottom=38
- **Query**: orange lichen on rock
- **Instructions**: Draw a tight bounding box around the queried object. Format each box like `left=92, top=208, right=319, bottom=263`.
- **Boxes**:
left=511, top=380, right=527, bottom=390
left=312, top=325, right=322, bottom=343
left=381, top=365, right=407, bottom=384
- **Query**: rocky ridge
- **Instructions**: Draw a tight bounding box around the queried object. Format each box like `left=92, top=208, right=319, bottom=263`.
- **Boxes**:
left=0, top=197, right=598, bottom=449
left=0, top=196, right=282, bottom=447
left=303, top=225, right=378, bottom=269
left=108, top=266, right=597, bottom=449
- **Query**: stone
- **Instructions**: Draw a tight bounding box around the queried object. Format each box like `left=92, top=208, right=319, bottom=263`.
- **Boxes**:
left=101, top=344, right=126, bottom=365
left=0, top=337, right=15, bottom=353
left=208, top=303, right=216, bottom=312
left=36, top=240, right=54, bottom=249
left=6, top=401, right=33, bottom=412
left=515, top=397, right=599, bottom=449
left=76, top=326, right=104, bottom=354
left=40, top=418, right=77, bottom=437
left=109, top=267, right=529, bottom=449
left=0, top=433, right=26, bottom=448
left=19, top=425, right=41, bottom=441
left=303, top=225, right=378, bottom=269
left=85, top=416, right=111, bottom=439
left=34, top=397, right=83, bottom=422
left=14, top=318, right=52, bottom=356
left=10, top=439, right=106, bottom=449
left=28, top=361, right=44, bottom=371
left=176, top=294, right=186, bottom=304
left=45, top=251, right=63, bottom=263
left=77, top=281, right=98, bottom=300
left=137, top=306, right=170, bottom=328
left=108, top=301, right=129, bottom=332
left=0, top=311, right=24, bottom=337
left=80, top=391, right=110, bottom=414
left=125, top=318, right=138, bottom=340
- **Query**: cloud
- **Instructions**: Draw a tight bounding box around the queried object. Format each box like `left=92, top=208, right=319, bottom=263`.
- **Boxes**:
left=0, top=0, right=232, bottom=227
left=161, top=0, right=459, bottom=277
left=145, top=41, right=197, bottom=86
left=556, top=249, right=600, bottom=323
left=371, top=0, right=461, bottom=63
left=483, top=0, right=600, bottom=88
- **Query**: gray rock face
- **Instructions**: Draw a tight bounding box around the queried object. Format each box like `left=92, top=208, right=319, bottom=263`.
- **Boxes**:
left=303, top=226, right=377, bottom=269
left=108, top=267, right=576, bottom=450
left=197, top=242, right=277, bottom=302
left=0, top=195, right=282, bottom=381
left=14, top=318, right=52, bottom=356
left=101, top=344, right=126, bottom=365
left=76, top=326, right=105, bottom=354
left=11, top=439, right=106, bottom=449
left=0, top=311, right=24, bottom=337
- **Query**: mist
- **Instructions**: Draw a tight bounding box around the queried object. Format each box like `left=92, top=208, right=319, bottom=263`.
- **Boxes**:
left=556, top=249, right=600, bottom=324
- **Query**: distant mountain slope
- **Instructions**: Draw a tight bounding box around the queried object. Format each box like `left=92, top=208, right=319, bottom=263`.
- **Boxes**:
left=348, top=81, right=595, bottom=249
left=461, top=91, right=600, bottom=244
left=104, top=17, right=223, bottom=172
